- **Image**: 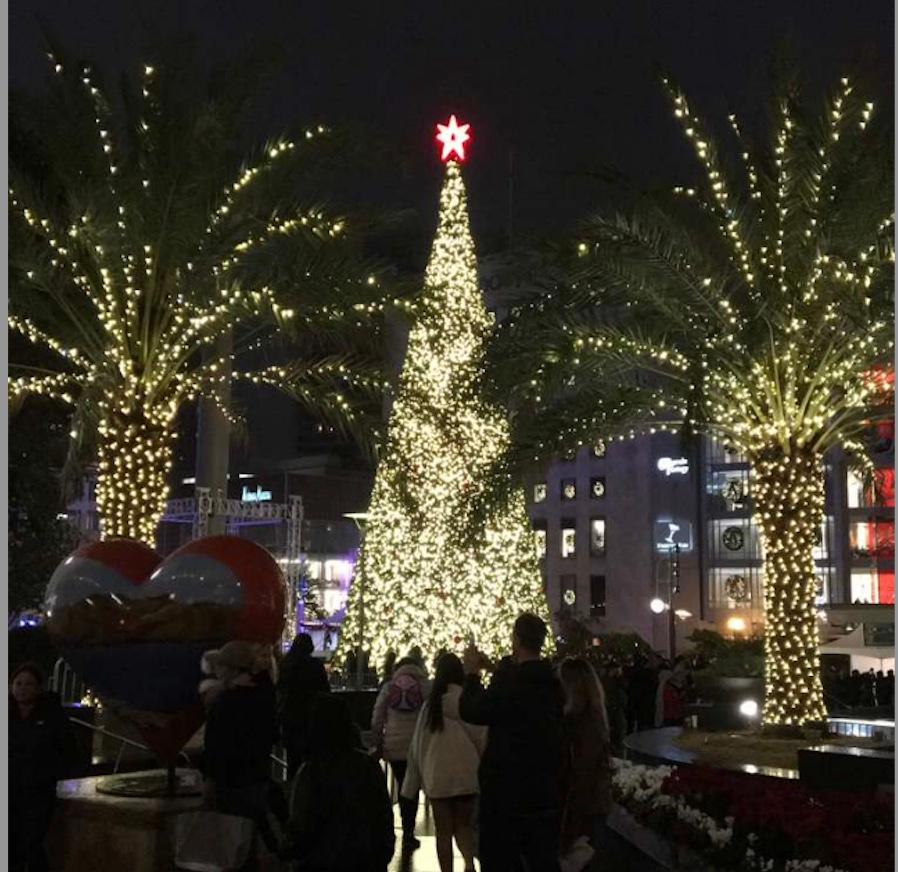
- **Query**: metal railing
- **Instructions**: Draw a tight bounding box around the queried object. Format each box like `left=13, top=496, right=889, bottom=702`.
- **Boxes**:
left=51, top=658, right=87, bottom=705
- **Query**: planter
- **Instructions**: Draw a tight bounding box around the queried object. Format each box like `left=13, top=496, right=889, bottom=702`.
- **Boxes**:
left=607, top=804, right=716, bottom=872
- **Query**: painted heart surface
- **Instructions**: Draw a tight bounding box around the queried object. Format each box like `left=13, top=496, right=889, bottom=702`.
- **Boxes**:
left=46, top=536, right=286, bottom=762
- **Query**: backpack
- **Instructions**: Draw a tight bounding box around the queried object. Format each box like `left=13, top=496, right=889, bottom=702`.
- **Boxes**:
left=387, top=672, right=424, bottom=713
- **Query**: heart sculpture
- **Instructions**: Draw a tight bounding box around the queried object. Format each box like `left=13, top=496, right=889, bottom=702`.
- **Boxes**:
left=46, top=536, right=286, bottom=764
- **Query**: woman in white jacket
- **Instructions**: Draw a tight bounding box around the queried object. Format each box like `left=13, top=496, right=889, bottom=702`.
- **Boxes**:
left=402, top=653, right=486, bottom=872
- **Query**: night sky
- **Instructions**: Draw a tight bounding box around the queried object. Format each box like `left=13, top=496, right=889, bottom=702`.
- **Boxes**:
left=10, top=1, right=894, bottom=465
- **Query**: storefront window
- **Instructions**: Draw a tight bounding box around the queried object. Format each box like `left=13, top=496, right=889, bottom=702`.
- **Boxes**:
left=589, top=518, right=606, bottom=557
left=560, top=574, right=577, bottom=609
left=533, top=525, right=547, bottom=560
left=561, top=522, right=576, bottom=558
left=590, top=575, right=606, bottom=617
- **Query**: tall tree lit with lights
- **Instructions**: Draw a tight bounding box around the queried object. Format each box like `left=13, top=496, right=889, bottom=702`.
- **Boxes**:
left=9, top=50, right=388, bottom=545
left=342, top=116, right=550, bottom=667
left=493, top=77, right=894, bottom=727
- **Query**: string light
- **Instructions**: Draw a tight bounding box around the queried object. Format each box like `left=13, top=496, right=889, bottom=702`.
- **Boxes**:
left=9, top=57, right=387, bottom=545
left=502, top=76, right=894, bottom=727
left=341, top=147, right=552, bottom=668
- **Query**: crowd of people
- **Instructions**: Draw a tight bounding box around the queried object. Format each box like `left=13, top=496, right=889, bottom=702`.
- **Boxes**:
left=13, top=616, right=895, bottom=872
left=824, top=667, right=895, bottom=711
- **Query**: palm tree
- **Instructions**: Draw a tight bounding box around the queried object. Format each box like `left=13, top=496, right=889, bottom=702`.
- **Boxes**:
left=9, top=47, right=391, bottom=545
left=490, top=74, right=894, bottom=727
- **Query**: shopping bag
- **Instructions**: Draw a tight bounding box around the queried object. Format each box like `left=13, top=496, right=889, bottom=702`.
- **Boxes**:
left=559, top=835, right=595, bottom=872
left=174, top=810, right=255, bottom=871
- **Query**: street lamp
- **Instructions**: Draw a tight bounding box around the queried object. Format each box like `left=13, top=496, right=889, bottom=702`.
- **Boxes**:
left=344, top=512, right=370, bottom=689
left=651, top=543, right=682, bottom=660
left=726, top=615, right=747, bottom=637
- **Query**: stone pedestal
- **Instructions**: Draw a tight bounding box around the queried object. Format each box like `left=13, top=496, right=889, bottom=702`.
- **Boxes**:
left=49, top=772, right=203, bottom=872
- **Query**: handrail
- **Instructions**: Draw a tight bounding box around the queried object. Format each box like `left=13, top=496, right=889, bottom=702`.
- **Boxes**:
left=67, top=715, right=192, bottom=773
left=68, top=715, right=151, bottom=753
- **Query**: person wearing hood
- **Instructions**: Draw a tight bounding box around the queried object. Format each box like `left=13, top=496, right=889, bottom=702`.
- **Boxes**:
left=371, top=653, right=430, bottom=852
left=201, top=641, right=278, bottom=867
left=460, top=614, right=565, bottom=872
left=402, top=653, right=486, bottom=872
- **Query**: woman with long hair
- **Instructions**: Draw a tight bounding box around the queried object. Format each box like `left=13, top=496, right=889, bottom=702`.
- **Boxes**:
left=402, top=652, right=486, bottom=872
left=558, top=657, right=614, bottom=863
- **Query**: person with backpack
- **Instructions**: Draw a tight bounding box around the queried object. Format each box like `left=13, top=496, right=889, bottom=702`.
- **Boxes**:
left=371, top=654, right=430, bottom=852
left=402, top=653, right=486, bottom=872
left=282, top=694, right=394, bottom=871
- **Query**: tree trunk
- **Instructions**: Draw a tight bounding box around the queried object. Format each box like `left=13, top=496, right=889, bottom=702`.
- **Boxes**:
left=95, top=409, right=175, bottom=546
left=752, top=448, right=828, bottom=726
left=195, top=332, right=233, bottom=535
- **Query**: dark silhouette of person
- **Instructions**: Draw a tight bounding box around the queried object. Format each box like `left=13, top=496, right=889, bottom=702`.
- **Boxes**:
left=10, top=662, right=76, bottom=872
left=278, top=634, right=330, bottom=780
left=460, top=614, right=565, bottom=872
left=282, top=694, right=394, bottom=871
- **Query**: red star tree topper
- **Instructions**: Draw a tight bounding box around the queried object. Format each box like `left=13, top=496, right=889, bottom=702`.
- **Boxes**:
left=436, top=114, right=471, bottom=162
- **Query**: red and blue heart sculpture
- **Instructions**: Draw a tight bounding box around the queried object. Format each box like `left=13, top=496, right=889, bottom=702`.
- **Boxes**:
left=45, top=536, right=286, bottom=764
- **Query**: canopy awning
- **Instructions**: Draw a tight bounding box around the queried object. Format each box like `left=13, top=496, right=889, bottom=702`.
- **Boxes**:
left=819, top=624, right=895, bottom=661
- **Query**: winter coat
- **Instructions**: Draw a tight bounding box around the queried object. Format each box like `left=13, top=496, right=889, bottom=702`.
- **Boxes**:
left=203, top=672, right=277, bottom=788
left=459, top=659, right=565, bottom=817
left=561, top=710, right=613, bottom=850
left=10, top=692, right=74, bottom=797
left=371, top=663, right=430, bottom=762
left=277, top=651, right=329, bottom=756
left=284, top=749, right=394, bottom=871
left=401, top=683, right=487, bottom=800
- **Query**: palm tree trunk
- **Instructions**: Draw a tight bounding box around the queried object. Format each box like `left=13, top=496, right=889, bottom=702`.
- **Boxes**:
left=95, top=408, right=175, bottom=546
left=752, top=448, right=828, bottom=727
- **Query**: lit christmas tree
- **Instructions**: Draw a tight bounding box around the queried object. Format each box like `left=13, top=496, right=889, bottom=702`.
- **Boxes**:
left=342, top=116, right=551, bottom=667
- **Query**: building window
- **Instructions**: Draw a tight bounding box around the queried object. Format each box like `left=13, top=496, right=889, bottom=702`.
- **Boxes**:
left=533, top=522, right=547, bottom=560
left=848, top=468, right=896, bottom=509
left=561, top=521, right=576, bottom=558
left=590, top=477, right=606, bottom=499
left=560, top=574, right=577, bottom=609
left=561, top=478, right=577, bottom=501
left=709, top=567, right=761, bottom=609
left=711, top=470, right=750, bottom=512
left=592, top=442, right=606, bottom=459
left=850, top=521, right=895, bottom=559
left=589, top=518, right=606, bottom=557
left=590, top=575, right=606, bottom=617
left=533, top=483, right=547, bottom=504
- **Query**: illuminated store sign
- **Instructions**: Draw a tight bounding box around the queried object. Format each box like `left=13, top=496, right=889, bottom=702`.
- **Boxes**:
left=242, top=485, right=273, bottom=503
left=657, top=457, right=689, bottom=477
left=654, top=519, right=693, bottom=552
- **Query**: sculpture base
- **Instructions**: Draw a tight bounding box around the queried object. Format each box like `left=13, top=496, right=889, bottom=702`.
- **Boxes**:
left=96, top=769, right=202, bottom=798
left=50, top=771, right=203, bottom=872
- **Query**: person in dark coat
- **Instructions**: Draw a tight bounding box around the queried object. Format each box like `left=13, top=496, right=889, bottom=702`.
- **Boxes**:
left=278, top=634, right=330, bottom=779
left=202, top=641, right=278, bottom=868
left=10, top=662, right=75, bottom=872
left=282, top=693, right=394, bottom=871
left=626, top=655, right=659, bottom=733
left=460, top=613, right=565, bottom=872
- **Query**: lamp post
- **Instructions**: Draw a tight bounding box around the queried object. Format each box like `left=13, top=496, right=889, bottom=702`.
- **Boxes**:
left=652, top=543, right=682, bottom=661
left=344, top=512, right=370, bottom=689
